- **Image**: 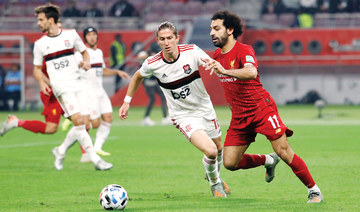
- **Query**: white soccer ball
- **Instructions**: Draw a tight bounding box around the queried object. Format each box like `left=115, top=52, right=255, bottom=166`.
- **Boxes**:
left=99, top=184, right=128, bottom=210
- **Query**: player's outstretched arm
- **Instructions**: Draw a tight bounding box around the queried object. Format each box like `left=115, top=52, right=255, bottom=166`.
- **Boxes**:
left=103, top=67, right=130, bottom=80
left=201, top=57, right=223, bottom=75
left=118, top=71, right=144, bottom=120
left=201, top=58, right=257, bottom=80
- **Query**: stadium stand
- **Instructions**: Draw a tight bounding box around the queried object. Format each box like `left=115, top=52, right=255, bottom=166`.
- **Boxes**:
left=2, top=0, right=360, bottom=107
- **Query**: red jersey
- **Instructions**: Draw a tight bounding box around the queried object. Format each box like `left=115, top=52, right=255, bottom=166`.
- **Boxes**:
left=213, top=41, right=272, bottom=118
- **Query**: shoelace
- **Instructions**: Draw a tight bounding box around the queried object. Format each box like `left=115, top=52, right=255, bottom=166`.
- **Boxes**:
left=308, top=192, right=320, bottom=199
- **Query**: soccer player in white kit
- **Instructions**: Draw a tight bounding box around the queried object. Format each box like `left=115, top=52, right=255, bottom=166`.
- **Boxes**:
left=33, top=4, right=112, bottom=170
left=80, top=26, right=130, bottom=156
left=119, top=21, right=230, bottom=197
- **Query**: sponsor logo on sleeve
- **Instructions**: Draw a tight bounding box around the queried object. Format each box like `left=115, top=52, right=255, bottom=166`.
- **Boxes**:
left=245, top=55, right=255, bottom=63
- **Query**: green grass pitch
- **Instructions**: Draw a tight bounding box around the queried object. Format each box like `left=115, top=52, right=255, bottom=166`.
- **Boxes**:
left=0, top=105, right=359, bottom=211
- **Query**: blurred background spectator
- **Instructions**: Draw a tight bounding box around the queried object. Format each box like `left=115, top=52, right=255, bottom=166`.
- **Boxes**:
left=262, top=0, right=286, bottom=15
left=110, top=34, right=127, bottom=92
left=4, top=64, right=21, bottom=111
left=109, top=0, right=138, bottom=17
left=84, top=2, right=104, bottom=18
left=62, top=0, right=82, bottom=17
left=282, top=0, right=300, bottom=13
left=299, top=0, right=318, bottom=14
left=0, top=65, right=6, bottom=111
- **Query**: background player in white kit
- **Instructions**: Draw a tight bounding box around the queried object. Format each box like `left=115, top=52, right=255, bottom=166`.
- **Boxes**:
left=33, top=4, right=112, bottom=170
left=119, top=21, right=230, bottom=197
left=78, top=26, right=130, bottom=157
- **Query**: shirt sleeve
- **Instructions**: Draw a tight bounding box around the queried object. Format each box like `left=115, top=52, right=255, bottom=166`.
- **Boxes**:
left=193, top=44, right=211, bottom=66
left=240, top=45, right=258, bottom=68
left=138, top=58, right=153, bottom=78
left=33, top=41, right=43, bottom=66
left=73, top=30, right=87, bottom=53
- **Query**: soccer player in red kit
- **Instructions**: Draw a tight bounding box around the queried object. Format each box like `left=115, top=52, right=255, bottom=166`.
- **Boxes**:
left=202, top=10, right=323, bottom=203
left=1, top=61, right=63, bottom=136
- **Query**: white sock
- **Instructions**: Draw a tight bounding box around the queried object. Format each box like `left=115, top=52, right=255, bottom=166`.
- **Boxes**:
left=74, top=125, right=101, bottom=163
left=265, top=154, right=274, bottom=166
left=58, top=126, right=77, bottom=155
left=308, top=184, right=321, bottom=194
left=217, top=150, right=223, bottom=173
left=94, top=121, right=111, bottom=150
left=203, top=155, right=220, bottom=185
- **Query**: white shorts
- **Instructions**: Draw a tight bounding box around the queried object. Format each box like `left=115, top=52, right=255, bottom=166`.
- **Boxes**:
left=174, top=116, right=222, bottom=141
left=88, top=93, right=113, bottom=120
left=56, top=89, right=89, bottom=118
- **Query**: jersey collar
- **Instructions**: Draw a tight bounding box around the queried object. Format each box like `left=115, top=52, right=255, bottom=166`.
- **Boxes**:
left=47, top=28, right=62, bottom=38
left=160, top=46, right=180, bottom=64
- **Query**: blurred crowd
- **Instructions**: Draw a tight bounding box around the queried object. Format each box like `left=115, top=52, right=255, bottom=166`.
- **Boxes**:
left=261, top=0, right=360, bottom=28
left=62, top=0, right=138, bottom=18
left=262, top=0, right=360, bottom=15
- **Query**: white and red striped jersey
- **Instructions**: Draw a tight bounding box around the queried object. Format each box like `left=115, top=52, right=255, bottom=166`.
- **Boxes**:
left=84, top=47, right=106, bottom=91
left=139, top=44, right=216, bottom=119
left=75, top=47, right=107, bottom=97
left=33, top=29, right=87, bottom=96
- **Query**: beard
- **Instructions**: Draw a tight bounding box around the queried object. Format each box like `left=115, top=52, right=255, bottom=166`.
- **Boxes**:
left=88, top=41, right=97, bottom=48
left=89, top=43, right=97, bottom=48
left=40, top=26, right=47, bottom=33
left=212, top=34, right=228, bottom=48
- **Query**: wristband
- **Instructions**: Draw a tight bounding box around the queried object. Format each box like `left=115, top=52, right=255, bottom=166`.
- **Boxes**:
left=124, top=95, right=132, bottom=103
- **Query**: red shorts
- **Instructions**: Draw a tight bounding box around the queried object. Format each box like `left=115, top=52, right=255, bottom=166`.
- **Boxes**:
left=40, top=92, right=63, bottom=124
left=224, top=103, right=293, bottom=147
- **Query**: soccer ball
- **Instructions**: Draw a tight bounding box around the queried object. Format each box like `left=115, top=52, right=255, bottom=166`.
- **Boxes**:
left=99, top=184, right=128, bottom=210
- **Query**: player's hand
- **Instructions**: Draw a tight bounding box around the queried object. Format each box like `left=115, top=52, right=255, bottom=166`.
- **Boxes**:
left=201, top=57, right=226, bottom=75
left=40, top=81, right=51, bottom=96
left=119, top=103, right=130, bottom=120
left=80, top=60, right=91, bottom=70
left=117, top=70, right=130, bottom=80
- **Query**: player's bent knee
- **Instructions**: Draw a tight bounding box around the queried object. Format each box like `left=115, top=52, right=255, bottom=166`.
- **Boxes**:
left=104, top=117, right=113, bottom=123
left=204, top=147, right=218, bottom=159
left=223, top=163, right=238, bottom=171
left=45, top=124, right=58, bottom=134
left=275, top=149, right=292, bottom=164
left=223, top=158, right=239, bottom=171
left=72, top=117, right=84, bottom=126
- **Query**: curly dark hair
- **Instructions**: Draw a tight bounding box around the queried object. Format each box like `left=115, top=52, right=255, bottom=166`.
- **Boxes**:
left=211, top=10, right=243, bottom=39
left=35, top=3, right=61, bottom=23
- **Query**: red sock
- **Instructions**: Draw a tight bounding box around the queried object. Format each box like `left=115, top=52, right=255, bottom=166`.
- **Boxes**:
left=289, top=154, right=316, bottom=188
left=236, top=154, right=266, bottom=169
left=18, top=120, right=46, bottom=134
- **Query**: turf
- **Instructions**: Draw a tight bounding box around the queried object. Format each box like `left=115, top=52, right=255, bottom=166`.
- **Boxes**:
left=0, top=105, right=359, bottom=211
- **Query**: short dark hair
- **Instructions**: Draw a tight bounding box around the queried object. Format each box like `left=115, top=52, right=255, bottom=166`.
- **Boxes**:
left=35, top=4, right=61, bottom=23
left=156, top=21, right=178, bottom=37
left=211, top=10, right=243, bottom=39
